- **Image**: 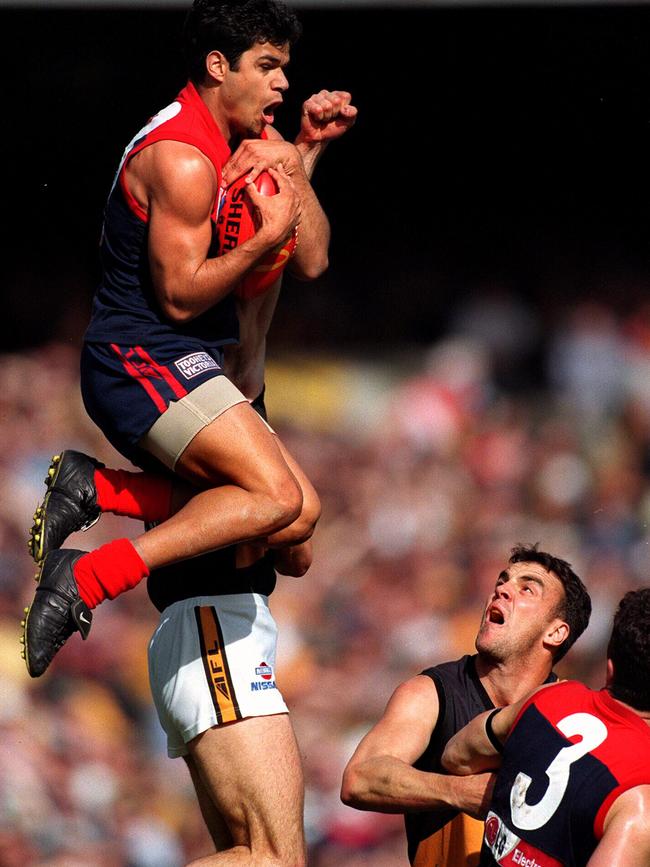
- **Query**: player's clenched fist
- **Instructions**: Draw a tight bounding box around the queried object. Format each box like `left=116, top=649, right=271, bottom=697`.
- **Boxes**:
left=297, top=90, right=357, bottom=145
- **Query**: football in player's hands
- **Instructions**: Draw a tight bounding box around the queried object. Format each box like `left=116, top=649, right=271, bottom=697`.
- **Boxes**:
left=216, top=171, right=297, bottom=300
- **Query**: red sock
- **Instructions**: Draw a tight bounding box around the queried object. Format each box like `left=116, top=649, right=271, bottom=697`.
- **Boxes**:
left=94, top=468, right=173, bottom=523
left=73, top=539, right=150, bottom=608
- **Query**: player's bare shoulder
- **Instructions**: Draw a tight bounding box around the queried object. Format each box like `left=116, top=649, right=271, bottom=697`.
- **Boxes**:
left=343, top=674, right=440, bottom=779
left=366, top=674, right=441, bottom=739
left=126, top=140, right=218, bottom=220
left=389, top=674, right=441, bottom=722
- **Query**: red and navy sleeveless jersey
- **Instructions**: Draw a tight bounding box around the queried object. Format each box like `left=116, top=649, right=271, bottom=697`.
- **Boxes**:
left=481, top=680, right=650, bottom=867
left=85, top=81, right=238, bottom=349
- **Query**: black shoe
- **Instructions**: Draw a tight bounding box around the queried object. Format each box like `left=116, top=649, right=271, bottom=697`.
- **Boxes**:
left=21, top=549, right=93, bottom=678
left=29, top=451, right=104, bottom=563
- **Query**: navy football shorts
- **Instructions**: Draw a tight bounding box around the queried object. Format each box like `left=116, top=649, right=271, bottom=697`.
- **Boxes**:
left=81, top=340, right=235, bottom=469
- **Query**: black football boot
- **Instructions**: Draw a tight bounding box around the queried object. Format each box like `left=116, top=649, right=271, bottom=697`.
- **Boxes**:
left=21, top=549, right=93, bottom=678
left=29, top=451, right=104, bottom=563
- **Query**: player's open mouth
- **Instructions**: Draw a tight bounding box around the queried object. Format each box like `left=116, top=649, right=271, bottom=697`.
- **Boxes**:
left=262, top=102, right=281, bottom=124
left=487, top=606, right=505, bottom=625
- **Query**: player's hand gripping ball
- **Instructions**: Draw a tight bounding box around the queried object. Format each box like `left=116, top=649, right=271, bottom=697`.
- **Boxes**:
left=216, top=171, right=298, bottom=300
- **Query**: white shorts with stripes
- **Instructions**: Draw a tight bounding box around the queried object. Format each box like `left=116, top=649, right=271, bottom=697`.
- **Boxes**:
left=147, top=593, right=288, bottom=758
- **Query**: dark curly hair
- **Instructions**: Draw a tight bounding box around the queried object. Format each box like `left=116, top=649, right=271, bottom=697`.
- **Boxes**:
left=607, top=588, right=650, bottom=711
left=183, top=0, right=302, bottom=84
left=509, top=544, right=591, bottom=663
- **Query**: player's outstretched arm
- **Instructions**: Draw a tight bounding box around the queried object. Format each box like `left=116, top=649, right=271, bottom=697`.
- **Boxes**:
left=441, top=700, right=525, bottom=776
left=341, top=676, right=494, bottom=818
left=136, top=141, right=300, bottom=322
left=588, top=786, right=650, bottom=867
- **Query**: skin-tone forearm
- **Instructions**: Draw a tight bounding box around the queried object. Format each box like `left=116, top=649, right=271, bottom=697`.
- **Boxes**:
left=155, top=169, right=298, bottom=322
left=285, top=164, right=330, bottom=280
left=343, top=755, right=473, bottom=814
left=224, top=282, right=281, bottom=399
left=342, top=678, right=495, bottom=820
left=442, top=712, right=503, bottom=776
left=155, top=230, right=280, bottom=322
left=442, top=699, right=527, bottom=775
left=295, top=140, right=327, bottom=177
left=289, top=89, right=357, bottom=278
left=223, top=92, right=355, bottom=398
left=343, top=756, right=495, bottom=820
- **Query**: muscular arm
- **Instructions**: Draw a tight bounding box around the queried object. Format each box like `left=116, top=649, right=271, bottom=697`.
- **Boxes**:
left=442, top=684, right=561, bottom=775
left=223, top=92, right=357, bottom=398
left=341, top=676, right=494, bottom=818
left=222, top=132, right=329, bottom=281
left=289, top=90, right=356, bottom=279
left=441, top=699, right=528, bottom=776
left=588, top=786, right=650, bottom=867
left=270, top=125, right=330, bottom=281
left=127, top=141, right=299, bottom=323
left=285, top=165, right=330, bottom=280
left=222, top=90, right=357, bottom=283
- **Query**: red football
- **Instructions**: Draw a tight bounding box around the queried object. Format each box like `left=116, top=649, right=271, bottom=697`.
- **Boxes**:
left=216, top=170, right=297, bottom=300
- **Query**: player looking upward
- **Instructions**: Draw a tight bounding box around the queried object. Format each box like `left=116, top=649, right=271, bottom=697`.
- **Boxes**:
left=442, top=588, right=650, bottom=867
left=341, top=546, right=591, bottom=867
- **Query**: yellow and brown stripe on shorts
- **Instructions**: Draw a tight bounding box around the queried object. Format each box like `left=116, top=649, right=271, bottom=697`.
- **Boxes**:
left=194, top=605, right=242, bottom=724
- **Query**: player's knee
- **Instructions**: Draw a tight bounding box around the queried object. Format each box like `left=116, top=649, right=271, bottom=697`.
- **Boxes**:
left=263, top=475, right=303, bottom=534
left=277, top=488, right=321, bottom=546
left=266, top=509, right=318, bottom=552
left=300, top=488, right=321, bottom=535
left=287, top=503, right=320, bottom=545
left=248, top=813, right=306, bottom=866
left=253, top=841, right=306, bottom=867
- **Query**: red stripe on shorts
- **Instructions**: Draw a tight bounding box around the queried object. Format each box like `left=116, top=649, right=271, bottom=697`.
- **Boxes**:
left=134, top=346, right=188, bottom=399
left=110, top=343, right=167, bottom=414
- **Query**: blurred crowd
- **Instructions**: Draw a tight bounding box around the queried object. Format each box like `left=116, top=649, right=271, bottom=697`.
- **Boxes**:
left=1, top=291, right=650, bottom=866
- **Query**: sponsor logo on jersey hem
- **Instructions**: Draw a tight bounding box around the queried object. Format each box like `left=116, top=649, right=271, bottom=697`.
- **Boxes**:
left=255, top=661, right=273, bottom=680
left=484, top=812, right=563, bottom=867
left=175, top=352, right=220, bottom=379
left=251, top=660, right=276, bottom=691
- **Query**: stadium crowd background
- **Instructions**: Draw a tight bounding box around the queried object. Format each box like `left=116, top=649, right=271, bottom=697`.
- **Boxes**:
left=3, top=288, right=650, bottom=865
left=4, top=2, right=650, bottom=864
